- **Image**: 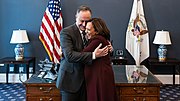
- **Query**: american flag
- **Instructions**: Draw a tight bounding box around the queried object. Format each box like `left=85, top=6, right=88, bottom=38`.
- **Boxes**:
left=39, top=0, right=63, bottom=63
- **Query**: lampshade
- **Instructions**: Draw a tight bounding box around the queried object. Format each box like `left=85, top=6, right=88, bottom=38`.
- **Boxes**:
left=153, top=31, right=172, bottom=45
left=10, top=30, right=29, bottom=44
left=10, top=29, right=29, bottom=60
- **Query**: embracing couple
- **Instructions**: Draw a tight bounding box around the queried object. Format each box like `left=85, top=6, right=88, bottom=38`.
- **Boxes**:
left=56, top=5, right=118, bottom=101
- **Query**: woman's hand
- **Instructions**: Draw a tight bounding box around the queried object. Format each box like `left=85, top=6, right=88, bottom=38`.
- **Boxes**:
left=108, top=41, right=113, bottom=53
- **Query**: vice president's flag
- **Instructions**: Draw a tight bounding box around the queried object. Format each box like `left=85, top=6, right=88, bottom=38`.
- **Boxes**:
left=39, top=0, right=63, bottom=63
left=125, top=0, right=149, bottom=66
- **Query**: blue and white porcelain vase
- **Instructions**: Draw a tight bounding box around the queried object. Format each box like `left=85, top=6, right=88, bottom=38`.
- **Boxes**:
left=14, top=43, right=24, bottom=60
left=157, top=45, right=167, bottom=61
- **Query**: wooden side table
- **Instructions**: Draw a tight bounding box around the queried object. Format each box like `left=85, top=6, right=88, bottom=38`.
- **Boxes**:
left=0, top=57, right=35, bottom=83
left=148, top=58, right=179, bottom=85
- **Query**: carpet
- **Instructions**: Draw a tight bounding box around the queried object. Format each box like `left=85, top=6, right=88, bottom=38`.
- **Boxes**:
left=160, top=84, right=180, bottom=101
left=0, top=83, right=25, bottom=101
left=0, top=83, right=179, bottom=101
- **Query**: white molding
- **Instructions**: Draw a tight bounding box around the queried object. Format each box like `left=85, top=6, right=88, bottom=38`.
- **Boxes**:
left=0, top=64, right=4, bottom=66
left=155, top=75, right=179, bottom=84
left=0, top=73, right=32, bottom=83
left=0, top=73, right=179, bottom=84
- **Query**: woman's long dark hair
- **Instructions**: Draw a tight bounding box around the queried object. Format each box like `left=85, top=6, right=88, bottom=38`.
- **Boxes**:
left=89, top=18, right=110, bottom=41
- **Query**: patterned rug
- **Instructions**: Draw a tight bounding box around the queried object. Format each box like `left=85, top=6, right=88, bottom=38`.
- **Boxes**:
left=0, top=83, right=179, bottom=101
left=160, top=84, right=180, bottom=101
left=0, top=83, right=25, bottom=101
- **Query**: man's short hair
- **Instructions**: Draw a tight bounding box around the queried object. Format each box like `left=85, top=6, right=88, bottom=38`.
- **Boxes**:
left=76, top=5, right=92, bottom=14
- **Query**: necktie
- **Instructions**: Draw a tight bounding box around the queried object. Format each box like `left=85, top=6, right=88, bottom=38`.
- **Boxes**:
left=82, top=31, right=87, bottom=46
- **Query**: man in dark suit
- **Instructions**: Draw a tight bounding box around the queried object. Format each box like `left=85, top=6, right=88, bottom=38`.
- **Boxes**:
left=56, top=5, right=110, bottom=101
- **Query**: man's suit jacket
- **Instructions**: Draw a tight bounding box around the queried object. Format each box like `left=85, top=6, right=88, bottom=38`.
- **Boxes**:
left=56, top=24, right=92, bottom=93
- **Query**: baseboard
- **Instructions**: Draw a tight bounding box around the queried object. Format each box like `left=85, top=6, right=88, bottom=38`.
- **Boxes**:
left=0, top=73, right=179, bottom=84
left=0, top=73, right=32, bottom=83
left=155, top=74, right=179, bottom=84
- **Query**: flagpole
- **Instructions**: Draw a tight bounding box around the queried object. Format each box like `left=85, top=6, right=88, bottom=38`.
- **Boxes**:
left=125, top=0, right=149, bottom=66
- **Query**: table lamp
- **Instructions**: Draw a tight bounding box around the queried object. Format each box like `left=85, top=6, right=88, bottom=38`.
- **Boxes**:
left=153, top=30, right=172, bottom=61
left=10, top=29, right=29, bottom=60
